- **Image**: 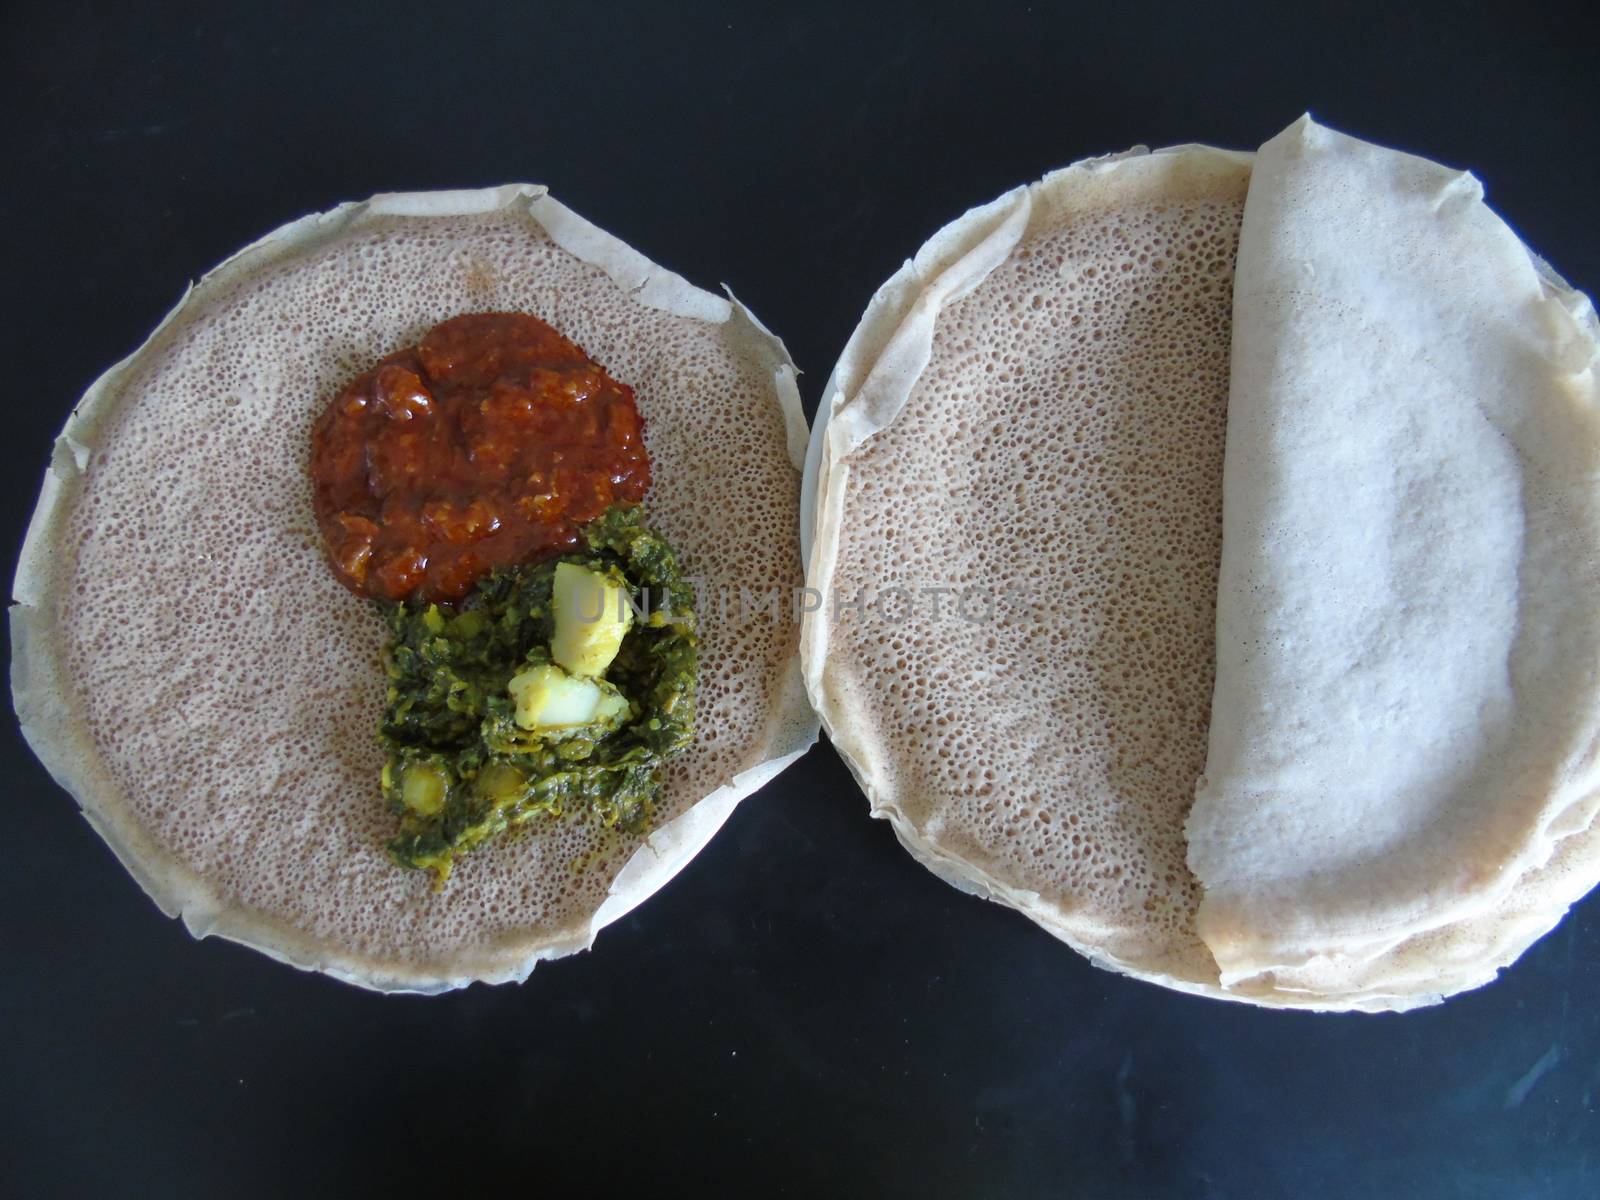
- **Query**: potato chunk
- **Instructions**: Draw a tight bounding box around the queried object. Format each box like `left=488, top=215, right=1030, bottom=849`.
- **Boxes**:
left=508, top=664, right=605, bottom=730
left=399, top=762, right=448, bottom=816
left=550, top=561, right=632, bottom=676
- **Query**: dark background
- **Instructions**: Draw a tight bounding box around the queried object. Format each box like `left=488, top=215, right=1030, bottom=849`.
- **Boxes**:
left=4, top=2, right=1598, bottom=1197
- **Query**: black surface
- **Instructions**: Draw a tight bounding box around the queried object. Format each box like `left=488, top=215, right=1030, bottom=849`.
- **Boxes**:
left=4, top=3, right=1598, bottom=1197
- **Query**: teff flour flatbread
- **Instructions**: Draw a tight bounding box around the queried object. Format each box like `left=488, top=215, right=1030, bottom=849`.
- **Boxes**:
left=14, top=187, right=817, bottom=991
left=803, top=118, right=1600, bottom=1010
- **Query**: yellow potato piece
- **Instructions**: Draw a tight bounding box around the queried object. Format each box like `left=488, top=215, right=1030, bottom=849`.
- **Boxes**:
left=508, top=664, right=602, bottom=730
left=550, top=562, right=631, bottom=677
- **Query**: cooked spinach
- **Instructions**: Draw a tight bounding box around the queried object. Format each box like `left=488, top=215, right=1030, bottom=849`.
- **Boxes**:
left=377, top=505, right=697, bottom=884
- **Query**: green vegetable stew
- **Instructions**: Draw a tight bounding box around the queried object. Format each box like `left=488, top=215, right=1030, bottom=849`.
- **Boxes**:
left=377, top=504, right=697, bottom=884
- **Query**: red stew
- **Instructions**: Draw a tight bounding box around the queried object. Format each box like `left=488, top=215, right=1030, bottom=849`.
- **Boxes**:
left=310, top=313, right=651, bottom=603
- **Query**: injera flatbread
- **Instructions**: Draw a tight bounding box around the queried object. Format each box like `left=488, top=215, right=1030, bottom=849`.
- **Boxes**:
left=13, top=186, right=817, bottom=992
left=803, top=121, right=1600, bottom=1010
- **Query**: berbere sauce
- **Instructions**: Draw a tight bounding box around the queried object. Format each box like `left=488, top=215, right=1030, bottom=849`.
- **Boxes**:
left=310, top=313, right=650, bottom=603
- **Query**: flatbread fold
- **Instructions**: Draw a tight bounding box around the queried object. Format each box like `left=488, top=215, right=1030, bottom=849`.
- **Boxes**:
left=1187, top=116, right=1600, bottom=992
